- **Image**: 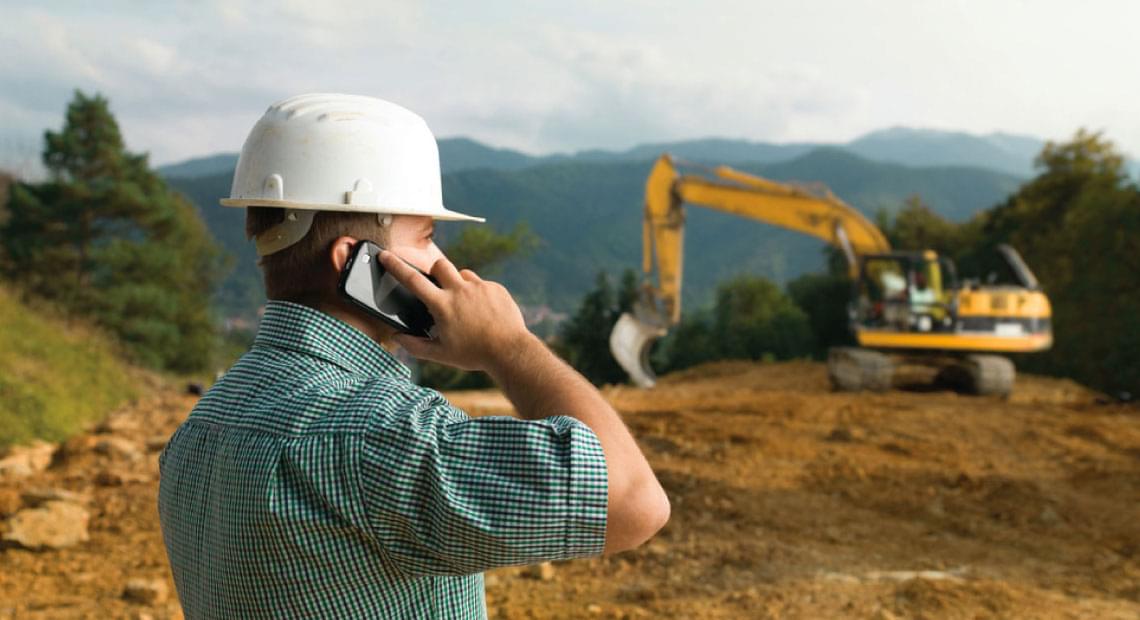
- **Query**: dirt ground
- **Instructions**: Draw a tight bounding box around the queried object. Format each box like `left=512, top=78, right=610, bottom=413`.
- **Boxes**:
left=0, top=361, right=1137, bottom=619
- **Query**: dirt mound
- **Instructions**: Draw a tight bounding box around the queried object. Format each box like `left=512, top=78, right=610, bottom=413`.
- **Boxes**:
left=1, top=362, right=1137, bottom=618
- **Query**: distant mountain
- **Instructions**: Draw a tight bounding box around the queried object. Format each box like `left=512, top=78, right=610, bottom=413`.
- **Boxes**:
left=760, top=147, right=1021, bottom=221
left=570, top=138, right=819, bottom=166
left=158, top=127, right=1053, bottom=180
left=436, top=137, right=542, bottom=172
left=168, top=147, right=1021, bottom=321
left=158, top=153, right=241, bottom=179
left=846, top=127, right=1044, bottom=176
left=157, top=138, right=547, bottom=179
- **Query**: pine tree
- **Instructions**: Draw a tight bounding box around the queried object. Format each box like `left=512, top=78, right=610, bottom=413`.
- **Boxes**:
left=1, top=90, right=227, bottom=372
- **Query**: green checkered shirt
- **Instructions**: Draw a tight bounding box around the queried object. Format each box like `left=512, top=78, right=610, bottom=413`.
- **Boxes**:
left=158, top=300, right=608, bottom=619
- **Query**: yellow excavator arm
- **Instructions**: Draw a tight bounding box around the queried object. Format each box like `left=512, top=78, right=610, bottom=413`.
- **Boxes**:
left=612, top=154, right=889, bottom=387
left=641, top=154, right=889, bottom=324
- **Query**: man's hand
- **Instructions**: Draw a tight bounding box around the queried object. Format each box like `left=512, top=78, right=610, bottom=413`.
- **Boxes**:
left=379, top=250, right=532, bottom=371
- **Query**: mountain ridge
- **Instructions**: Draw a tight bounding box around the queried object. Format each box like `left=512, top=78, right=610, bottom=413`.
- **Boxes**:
left=158, top=127, right=1051, bottom=180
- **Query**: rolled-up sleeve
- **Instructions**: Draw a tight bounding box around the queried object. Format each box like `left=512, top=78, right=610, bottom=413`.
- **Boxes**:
left=358, top=383, right=608, bottom=577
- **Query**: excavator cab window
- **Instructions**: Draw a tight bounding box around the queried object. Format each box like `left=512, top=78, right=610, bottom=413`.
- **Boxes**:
left=858, top=255, right=957, bottom=332
left=858, top=256, right=910, bottom=329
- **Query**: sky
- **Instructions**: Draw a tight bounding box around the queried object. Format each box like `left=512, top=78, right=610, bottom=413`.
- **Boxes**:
left=1, top=0, right=1136, bottom=175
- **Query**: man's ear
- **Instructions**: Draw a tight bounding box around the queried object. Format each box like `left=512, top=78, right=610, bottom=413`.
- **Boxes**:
left=329, top=236, right=359, bottom=273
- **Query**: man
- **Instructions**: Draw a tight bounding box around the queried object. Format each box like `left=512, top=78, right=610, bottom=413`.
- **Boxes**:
left=157, top=94, right=670, bottom=619
left=909, top=272, right=938, bottom=332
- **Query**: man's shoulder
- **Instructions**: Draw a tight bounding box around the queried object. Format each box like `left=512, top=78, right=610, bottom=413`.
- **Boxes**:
left=190, top=349, right=438, bottom=436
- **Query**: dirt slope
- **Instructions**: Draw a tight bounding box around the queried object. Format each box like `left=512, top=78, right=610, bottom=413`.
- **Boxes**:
left=1, top=361, right=1137, bottom=619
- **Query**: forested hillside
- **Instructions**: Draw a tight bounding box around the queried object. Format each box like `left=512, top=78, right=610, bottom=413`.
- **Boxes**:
left=170, top=149, right=1020, bottom=319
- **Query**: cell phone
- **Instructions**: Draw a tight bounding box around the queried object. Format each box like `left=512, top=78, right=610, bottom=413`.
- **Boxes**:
left=337, top=240, right=439, bottom=339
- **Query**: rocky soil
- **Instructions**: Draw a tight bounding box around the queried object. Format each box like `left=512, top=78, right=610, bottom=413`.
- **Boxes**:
left=1, top=361, right=1137, bottom=619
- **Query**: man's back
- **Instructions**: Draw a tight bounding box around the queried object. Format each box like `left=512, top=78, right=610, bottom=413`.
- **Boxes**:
left=158, top=301, right=608, bottom=619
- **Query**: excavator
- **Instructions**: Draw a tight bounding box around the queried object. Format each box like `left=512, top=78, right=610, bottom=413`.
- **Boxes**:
left=609, top=155, right=1053, bottom=396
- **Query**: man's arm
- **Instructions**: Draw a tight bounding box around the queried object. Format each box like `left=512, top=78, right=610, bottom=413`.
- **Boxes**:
left=379, top=250, right=670, bottom=555
left=485, top=332, right=670, bottom=554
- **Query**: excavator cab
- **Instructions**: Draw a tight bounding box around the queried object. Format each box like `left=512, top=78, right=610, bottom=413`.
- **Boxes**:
left=856, top=251, right=957, bottom=333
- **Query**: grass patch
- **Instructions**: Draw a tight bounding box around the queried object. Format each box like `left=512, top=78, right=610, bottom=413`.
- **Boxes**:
left=0, top=286, right=139, bottom=450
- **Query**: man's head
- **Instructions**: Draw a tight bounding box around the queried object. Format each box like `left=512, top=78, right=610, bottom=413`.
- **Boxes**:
left=224, top=94, right=484, bottom=341
left=246, top=206, right=443, bottom=319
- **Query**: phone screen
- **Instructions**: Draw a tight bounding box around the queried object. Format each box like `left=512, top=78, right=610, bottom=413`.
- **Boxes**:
left=337, top=240, right=439, bottom=339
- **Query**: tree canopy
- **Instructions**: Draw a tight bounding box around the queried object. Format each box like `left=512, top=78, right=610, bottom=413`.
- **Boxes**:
left=0, top=91, right=226, bottom=372
left=970, top=130, right=1140, bottom=394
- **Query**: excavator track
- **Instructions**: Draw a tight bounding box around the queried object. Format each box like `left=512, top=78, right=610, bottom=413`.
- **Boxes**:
left=937, top=354, right=1016, bottom=397
left=827, top=347, right=894, bottom=392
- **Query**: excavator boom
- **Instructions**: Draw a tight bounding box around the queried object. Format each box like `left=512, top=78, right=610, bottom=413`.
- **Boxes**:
left=616, top=155, right=889, bottom=386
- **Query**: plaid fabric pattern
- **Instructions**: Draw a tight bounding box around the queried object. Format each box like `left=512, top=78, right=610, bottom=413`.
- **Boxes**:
left=158, top=300, right=608, bottom=619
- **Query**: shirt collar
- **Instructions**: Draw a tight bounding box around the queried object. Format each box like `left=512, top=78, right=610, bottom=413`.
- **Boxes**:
left=252, top=300, right=411, bottom=380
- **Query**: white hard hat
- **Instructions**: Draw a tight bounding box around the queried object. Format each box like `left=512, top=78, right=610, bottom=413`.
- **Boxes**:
left=221, top=93, right=484, bottom=256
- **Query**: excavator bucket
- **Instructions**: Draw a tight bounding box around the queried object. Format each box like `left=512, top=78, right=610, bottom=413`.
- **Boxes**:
left=610, top=312, right=668, bottom=388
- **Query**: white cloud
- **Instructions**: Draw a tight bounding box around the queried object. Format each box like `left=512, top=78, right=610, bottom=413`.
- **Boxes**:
left=0, top=0, right=1137, bottom=167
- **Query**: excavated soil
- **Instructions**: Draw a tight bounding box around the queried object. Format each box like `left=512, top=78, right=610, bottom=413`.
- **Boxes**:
left=1, top=361, right=1137, bottom=619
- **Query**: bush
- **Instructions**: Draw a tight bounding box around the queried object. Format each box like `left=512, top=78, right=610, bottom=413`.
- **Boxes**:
left=655, top=275, right=814, bottom=374
left=787, top=273, right=854, bottom=358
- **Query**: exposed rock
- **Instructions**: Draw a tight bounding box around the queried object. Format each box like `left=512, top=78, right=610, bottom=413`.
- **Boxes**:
left=865, top=569, right=967, bottom=582
left=95, top=469, right=149, bottom=487
left=20, top=487, right=90, bottom=508
left=826, top=426, right=855, bottom=442
left=0, top=440, right=57, bottom=478
left=644, top=541, right=669, bottom=558
left=525, top=561, right=555, bottom=581
left=123, top=578, right=169, bottom=605
left=95, top=414, right=140, bottom=434
left=145, top=435, right=170, bottom=453
left=2, top=500, right=89, bottom=549
left=0, top=461, right=32, bottom=478
left=1036, top=506, right=1061, bottom=526
left=57, top=434, right=99, bottom=462
left=0, top=489, right=21, bottom=516
left=94, top=437, right=142, bottom=461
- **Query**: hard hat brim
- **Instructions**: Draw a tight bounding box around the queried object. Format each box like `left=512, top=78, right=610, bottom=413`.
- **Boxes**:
left=219, top=198, right=485, bottom=223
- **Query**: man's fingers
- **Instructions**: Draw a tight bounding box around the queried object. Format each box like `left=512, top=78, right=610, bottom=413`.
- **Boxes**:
left=459, top=268, right=482, bottom=282
left=429, top=256, right=465, bottom=288
left=379, top=250, right=444, bottom=307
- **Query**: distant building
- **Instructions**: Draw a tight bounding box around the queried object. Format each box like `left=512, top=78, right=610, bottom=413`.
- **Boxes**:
left=224, top=316, right=254, bottom=333
left=519, top=304, right=568, bottom=328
